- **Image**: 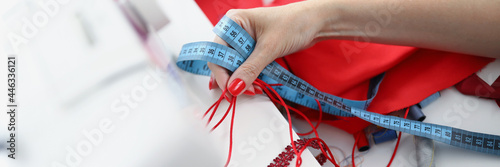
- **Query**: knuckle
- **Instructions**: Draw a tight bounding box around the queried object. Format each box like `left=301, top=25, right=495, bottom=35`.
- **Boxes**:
left=207, top=62, right=216, bottom=69
left=239, top=63, right=260, bottom=79
left=226, top=9, right=246, bottom=25
left=256, top=42, right=279, bottom=61
left=225, top=9, right=255, bottom=37
left=226, top=9, right=242, bottom=17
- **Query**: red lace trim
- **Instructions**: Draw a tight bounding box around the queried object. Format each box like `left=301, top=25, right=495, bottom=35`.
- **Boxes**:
left=268, top=138, right=327, bottom=167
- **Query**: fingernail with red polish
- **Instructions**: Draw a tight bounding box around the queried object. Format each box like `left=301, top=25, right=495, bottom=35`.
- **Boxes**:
left=243, top=90, right=255, bottom=96
left=209, top=77, right=213, bottom=90
left=228, top=78, right=245, bottom=96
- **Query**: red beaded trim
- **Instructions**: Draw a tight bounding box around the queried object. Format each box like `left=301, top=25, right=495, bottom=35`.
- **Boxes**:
left=268, top=138, right=327, bottom=167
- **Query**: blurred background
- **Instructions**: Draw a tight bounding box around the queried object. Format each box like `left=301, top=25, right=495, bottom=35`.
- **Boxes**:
left=0, top=0, right=226, bottom=166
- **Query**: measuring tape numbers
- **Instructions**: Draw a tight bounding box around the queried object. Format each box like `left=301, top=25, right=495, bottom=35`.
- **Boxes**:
left=176, top=15, right=500, bottom=156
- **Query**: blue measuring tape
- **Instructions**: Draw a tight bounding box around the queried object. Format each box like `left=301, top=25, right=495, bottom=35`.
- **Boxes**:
left=178, top=16, right=383, bottom=117
left=176, top=15, right=500, bottom=156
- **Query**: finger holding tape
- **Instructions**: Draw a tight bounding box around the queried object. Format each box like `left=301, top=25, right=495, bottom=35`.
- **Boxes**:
left=215, top=10, right=260, bottom=96
left=209, top=33, right=257, bottom=97
left=219, top=6, right=325, bottom=96
left=227, top=40, right=280, bottom=96
left=208, top=36, right=233, bottom=99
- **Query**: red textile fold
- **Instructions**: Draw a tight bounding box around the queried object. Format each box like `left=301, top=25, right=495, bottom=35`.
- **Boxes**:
left=195, top=0, right=494, bottom=134
left=455, top=73, right=500, bottom=106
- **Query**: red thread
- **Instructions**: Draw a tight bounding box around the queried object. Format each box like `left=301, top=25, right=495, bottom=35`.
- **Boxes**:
left=204, top=88, right=237, bottom=167
left=254, top=79, right=339, bottom=167
left=297, top=99, right=323, bottom=136
left=204, top=89, right=228, bottom=125
left=253, top=80, right=300, bottom=163
left=208, top=79, right=342, bottom=167
left=225, top=97, right=237, bottom=167
left=352, top=133, right=360, bottom=167
left=268, top=83, right=283, bottom=86
left=386, top=107, right=410, bottom=167
left=211, top=99, right=234, bottom=131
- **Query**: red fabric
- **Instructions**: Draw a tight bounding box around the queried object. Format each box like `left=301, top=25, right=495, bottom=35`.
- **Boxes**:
left=291, top=48, right=492, bottom=134
left=195, top=0, right=494, bottom=134
left=455, top=73, right=500, bottom=106
left=194, top=0, right=263, bottom=25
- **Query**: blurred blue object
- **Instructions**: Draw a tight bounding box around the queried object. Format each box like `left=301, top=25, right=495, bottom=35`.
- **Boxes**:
left=372, top=129, right=398, bottom=144
left=409, top=105, right=426, bottom=121
left=418, top=92, right=441, bottom=108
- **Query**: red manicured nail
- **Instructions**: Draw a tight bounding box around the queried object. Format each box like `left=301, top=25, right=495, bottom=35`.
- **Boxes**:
left=228, top=78, right=245, bottom=96
left=255, top=87, right=263, bottom=94
left=243, top=90, right=255, bottom=96
left=209, top=77, right=213, bottom=90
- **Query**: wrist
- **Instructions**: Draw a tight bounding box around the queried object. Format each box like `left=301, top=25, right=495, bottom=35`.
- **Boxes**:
left=307, top=0, right=366, bottom=41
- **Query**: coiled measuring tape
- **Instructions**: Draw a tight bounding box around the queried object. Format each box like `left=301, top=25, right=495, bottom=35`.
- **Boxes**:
left=176, top=15, right=500, bottom=156
left=178, top=16, right=383, bottom=117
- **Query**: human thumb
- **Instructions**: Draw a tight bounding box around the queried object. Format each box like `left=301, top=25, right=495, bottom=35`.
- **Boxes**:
left=226, top=43, right=278, bottom=96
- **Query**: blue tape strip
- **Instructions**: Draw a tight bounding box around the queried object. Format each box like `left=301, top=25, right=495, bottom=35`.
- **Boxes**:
left=176, top=15, right=500, bottom=156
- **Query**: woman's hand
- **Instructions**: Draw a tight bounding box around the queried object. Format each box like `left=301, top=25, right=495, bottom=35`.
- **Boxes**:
left=208, top=1, right=325, bottom=100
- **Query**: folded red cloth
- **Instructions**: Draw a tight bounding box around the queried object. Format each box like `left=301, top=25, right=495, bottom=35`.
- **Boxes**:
left=195, top=0, right=494, bottom=134
left=455, top=73, right=500, bottom=107
left=289, top=45, right=492, bottom=133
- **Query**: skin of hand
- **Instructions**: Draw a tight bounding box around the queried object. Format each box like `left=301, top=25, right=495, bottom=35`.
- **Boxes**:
left=207, top=2, right=325, bottom=99
left=208, top=0, right=500, bottom=99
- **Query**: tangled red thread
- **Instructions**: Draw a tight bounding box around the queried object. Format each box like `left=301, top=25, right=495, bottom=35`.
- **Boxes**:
left=205, top=79, right=339, bottom=167
left=206, top=78, right=409, bottom=167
